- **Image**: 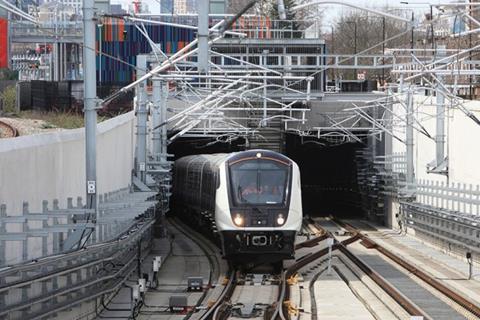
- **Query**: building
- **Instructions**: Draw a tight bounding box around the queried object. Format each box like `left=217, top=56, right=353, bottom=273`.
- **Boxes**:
left=172, top=0, right=227, bottom=14
left=110, top=4, right=126, bottom=14
left=160, top=0, right=174, bottom=13
left=210, top=0, right=226, bottom=14
left=39, top=0, right=110, bottom=14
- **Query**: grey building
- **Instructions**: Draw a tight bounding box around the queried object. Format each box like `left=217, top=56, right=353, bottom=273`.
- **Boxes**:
left=160, top=0, right=173, bottom=13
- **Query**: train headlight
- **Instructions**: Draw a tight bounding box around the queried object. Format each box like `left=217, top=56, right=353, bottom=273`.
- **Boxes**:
left=276, top=214, right=285, bottom=226
left=233, top=214, right=244, bottom=227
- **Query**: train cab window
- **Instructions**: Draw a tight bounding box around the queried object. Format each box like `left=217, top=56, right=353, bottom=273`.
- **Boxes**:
left=229, top=159, right=289, bottom=205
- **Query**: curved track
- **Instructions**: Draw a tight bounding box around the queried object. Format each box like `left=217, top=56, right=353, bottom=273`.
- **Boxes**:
left=167, top=217, right=227, bottom=319
left=0, top=119, right=19, bottom=138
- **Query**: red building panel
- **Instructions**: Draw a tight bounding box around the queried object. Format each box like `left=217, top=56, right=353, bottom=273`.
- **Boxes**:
left=0, top=18, right=7, bottom=68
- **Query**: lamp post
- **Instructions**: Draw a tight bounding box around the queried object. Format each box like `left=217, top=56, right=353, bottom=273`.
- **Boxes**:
left=346, top=20, right=357, bottom=80
left=319, top=24, right=335, bottom=84
left=380, top=17, right=384, bottom=84
left=400, top=1, right=434, bottom=49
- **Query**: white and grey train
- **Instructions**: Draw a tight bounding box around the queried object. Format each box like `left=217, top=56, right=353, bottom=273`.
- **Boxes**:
left=172, top=149, right=302, bottom=263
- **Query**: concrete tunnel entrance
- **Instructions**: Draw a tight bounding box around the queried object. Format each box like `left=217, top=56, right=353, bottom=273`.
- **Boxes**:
left=285, top=133, right=368, bottom=218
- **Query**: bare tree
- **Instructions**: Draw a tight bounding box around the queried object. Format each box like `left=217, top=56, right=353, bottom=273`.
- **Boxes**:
left=330, top=7, right=412, bottom=80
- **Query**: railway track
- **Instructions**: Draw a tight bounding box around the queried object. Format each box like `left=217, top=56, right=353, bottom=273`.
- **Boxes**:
left=165, top=217, right=227, bottom=320
left=0, top=119, right=19, bottom=138
left=166, top=218, right=480, bottom=320
left=204, top=272, right=281, bottom=320
left=274, top=227, right=360, bottom=320
left=308, top=218, right=480, bottom=320
left=202, top=222, right=325, bottom=320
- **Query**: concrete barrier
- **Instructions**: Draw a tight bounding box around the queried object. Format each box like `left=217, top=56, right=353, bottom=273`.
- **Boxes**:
left=0, top=111, right=135, bottom=214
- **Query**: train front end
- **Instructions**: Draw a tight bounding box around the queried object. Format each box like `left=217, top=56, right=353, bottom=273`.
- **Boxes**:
left=215, top=150, right=302, bottom=263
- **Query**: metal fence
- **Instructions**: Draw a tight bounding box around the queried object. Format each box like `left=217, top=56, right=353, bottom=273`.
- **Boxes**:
left=0, top=188, right=157, bottom=267
left=414, top=180, right=480, bottom=216
left=0, top=187, right=159, bottom=319
left=0, top=217, right=155, bottom=320
left=357, top=150, right=480, bottom=258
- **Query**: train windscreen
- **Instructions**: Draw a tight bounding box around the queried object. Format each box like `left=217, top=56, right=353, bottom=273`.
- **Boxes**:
left=229, top=160, right=289, bottom=205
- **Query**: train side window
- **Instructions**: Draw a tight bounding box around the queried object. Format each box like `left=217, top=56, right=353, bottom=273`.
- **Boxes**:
left=215, top=172, right=220, bottom=189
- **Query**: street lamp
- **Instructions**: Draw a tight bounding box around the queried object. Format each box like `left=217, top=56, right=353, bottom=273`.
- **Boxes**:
left=400, top=1, right=434, bottom=49
left=346, top=20, right=357, bottom=80
left=318, top=24, right=335, bottom=84
left=320, top=24, right=334, bottom=54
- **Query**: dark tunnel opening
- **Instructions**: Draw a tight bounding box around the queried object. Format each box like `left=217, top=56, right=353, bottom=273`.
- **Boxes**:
left=167, top=136, right=246, bottom=160
left=285, top=133, right=367, bottom=218
left=168, top=133, right=369, bottom=219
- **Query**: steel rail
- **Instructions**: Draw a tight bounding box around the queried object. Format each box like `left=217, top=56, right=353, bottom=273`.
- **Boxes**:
left=336, top=245, right=428, bottom=319
left=336, top=220, right=480, bottom=318
left=0, top=119, right=19, bottom=138
left=310, top=221, right=428, bottom=319
left=167, top=217, right=225, bottom=319
left=200, top=270, right=236, bottom=320
left=271, top=233, right=361, bottom=320
left=294, top=234, right=329, bottom=250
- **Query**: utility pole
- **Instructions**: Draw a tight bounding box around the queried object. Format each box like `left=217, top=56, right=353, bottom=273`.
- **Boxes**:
left=197, top=0, right=209, bottom=73
left=382, top=17, right=385, bottom=84
left=352, top=22, right=357, bottom=80
left=152, top=69, right=168, bottom=162
left=410, top=12, right=414, bottom=51
left=430, top=5, right=434, bottom=50
left=435, top=46, right=446, bottom=167
left=346, top=21, right=357, bottom=80
left=136, top=55, right=148, bottom=184
left=83, top=0, right=97, bottom=210
left=152, top=75, right=162, bottom=159
left=406, top=88, right=414, bottom=187
left=469, top=2, right=473, bottom=99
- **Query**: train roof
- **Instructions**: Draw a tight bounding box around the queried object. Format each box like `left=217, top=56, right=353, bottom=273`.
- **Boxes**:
left=174, top=149, right=292, bottom=167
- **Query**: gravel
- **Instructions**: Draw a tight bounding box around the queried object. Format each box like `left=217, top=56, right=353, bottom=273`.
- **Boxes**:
left=0, top=117, right=64, bottom=137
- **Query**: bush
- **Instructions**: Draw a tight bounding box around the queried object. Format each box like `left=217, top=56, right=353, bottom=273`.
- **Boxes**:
left=0, top=68, right=18, bottom=80
left=1, top=85, right=17, bottom=114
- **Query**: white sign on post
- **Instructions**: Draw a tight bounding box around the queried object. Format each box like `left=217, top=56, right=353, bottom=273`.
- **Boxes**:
left=87, top=180, right=96, bottom=194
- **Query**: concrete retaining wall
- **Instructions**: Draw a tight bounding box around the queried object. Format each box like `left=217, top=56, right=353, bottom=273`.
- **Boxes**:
left=385, top=95, right=480, bottom=228
left=391, top=95, right=480, bottom=184
left=0, top=111, right=135, bottom=214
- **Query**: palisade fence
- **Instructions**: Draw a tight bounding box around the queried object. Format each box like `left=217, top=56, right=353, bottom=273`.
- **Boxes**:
left=401, top=180, right=480, bottom=257
left=0, top=187, right=161, bottom=320
left=413, top=180, right=480, bottom=215
left=357, top=150, right=480, bottom=256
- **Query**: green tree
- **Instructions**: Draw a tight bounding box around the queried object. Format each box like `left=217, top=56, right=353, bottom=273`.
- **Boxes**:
left=1, top=85, right=17, bottom=114
left=0, top=68, right=18, bottom=80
